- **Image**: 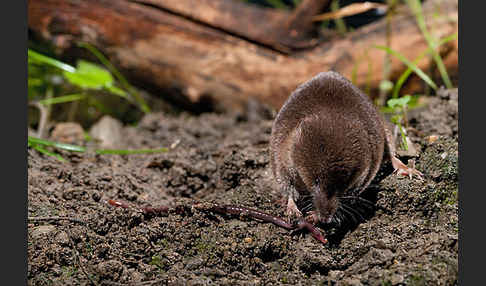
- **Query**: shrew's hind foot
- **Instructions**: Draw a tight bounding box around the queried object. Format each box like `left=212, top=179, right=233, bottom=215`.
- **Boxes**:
left=391, top=156, right=424, bottom=180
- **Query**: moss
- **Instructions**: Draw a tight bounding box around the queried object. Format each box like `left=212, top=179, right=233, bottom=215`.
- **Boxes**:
left=149, top=255, right=165, bottom=271
left=194, top=239, right=210, bottom=252
left=61, top=266, right=78, bottom=278
left=406, top=273, right=427, bottom=286
left=433, top=186, right=458, bottom=206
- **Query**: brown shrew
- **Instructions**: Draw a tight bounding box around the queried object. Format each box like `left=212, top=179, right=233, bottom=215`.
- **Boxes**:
left=270, top=71, right=422, bottom=226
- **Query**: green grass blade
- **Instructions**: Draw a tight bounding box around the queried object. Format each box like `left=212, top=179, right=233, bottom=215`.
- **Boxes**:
left=30, top=144, right=66, bottom=162
left=28, top=137, right=87, bottom=152
left=28, top=49, right=76, bottom=73
left=63, top=60, right=114, bottom=89
left=77, top=42, right=151, bottom=113
left=405, top=0, right=453, bottom=89
left=375, top=45, right=437, bottom=90
left=392, top=33, right=457, bottom=98
left=398, top=124, right=408, bottom=150
left=38, top=94, right=87, bottom=105
left=331, top=0, right=347, bottom=35
left=95, top=148, right=169, bottom=155
left=28, top=137, right=169, bottom=159
left=28, top=78, right=43, bottom=88
left=104, top=85, right=130, bottom=100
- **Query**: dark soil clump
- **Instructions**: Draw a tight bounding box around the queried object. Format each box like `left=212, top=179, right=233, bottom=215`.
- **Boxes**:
left=28, top=89, right=458, bottom=285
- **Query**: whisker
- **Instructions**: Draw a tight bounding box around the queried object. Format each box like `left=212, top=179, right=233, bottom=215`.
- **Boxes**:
left=331, top=211, right=344, bottom=226
left=337, top=205, right=358, bottom=224
left=301, top=203, right=314, bottom=212
left=354, top=204, right=370, bottom=218
left=339, top=196, right=375, bottom=208
left=341, top=203, right=365, bottom=222
left=298, top=197, right=313, bottom=206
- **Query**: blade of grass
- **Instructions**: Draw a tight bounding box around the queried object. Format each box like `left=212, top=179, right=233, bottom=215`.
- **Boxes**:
left=375, top=45, right=437, bottom=90
left=28, top=49, right=76, bottom=73
left=331, top=0, right=348, bottom=35
left=29, top=136, right=168, bottom=156
left=312, top=2, right=387, bottom=21
left=392, top=32, right=457, bottom=98
left=405, top=0, right=452, bottom=89
left=104, top=85, right=130, bottom=100
left=30, top=144, right=67, bottom=162
left=95, top=148, right=169, bottom=155
left=38, top=94, right=87, bottom=105
left=28, top=137, right=87, bottom=152
left=77, top=42, right=150, bottom=113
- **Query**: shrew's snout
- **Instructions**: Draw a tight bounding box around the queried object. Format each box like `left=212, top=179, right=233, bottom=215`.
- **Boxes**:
left=312, top=186, right=338, bottom=224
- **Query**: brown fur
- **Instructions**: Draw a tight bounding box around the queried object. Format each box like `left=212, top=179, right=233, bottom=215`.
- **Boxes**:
left=270, top=71, right=387, bottom=223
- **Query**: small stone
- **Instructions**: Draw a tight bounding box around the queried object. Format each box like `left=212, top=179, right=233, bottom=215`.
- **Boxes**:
left=375, top=240, right=387, bottom=249
left=97, top=260, right=124, bottom=280
left=89, top=115, right=123, bottom=148
left=50, top=122, right=85, bottom=144
left=129, top=270, right=144, bottom=283
left=391, top=274, right=404, bottom=285
left=328, top=270, right=344, bottom=280
left=55, top=231, right=70, bottom=246
left=185, top=257, right=204, bottom=270
left=31, top=225, right=56, bottom=239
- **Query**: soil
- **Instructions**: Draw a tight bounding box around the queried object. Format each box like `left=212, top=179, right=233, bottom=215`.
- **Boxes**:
left=28, top=88, right=458, bottom=285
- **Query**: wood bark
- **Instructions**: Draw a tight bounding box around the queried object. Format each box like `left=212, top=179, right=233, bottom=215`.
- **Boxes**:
left=130, top=0, right=330, bottom=51
left=28, top=0, right=458, bottom=112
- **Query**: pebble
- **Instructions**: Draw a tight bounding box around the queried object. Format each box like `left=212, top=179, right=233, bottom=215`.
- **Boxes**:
left=31, top=225, right=56, bottom=239
left=55, top=231, right=70, bottom=246
left=50, top=122, right=85, bottom=144
left=89, top=115, right=123, bottom=148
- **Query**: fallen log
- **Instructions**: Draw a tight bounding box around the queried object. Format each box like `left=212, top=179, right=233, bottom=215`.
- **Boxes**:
left=28, top=0, right=458, bottom=112
left=129, top=0, right=331, bottom=51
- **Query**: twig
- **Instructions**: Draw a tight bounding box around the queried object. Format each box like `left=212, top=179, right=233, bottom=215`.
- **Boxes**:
left=130, top=279, right=168, bottom=285
left=312, top=2, right=388, bottom=21
left=28, top=101, right=50, bottom=139
left=103, top=278, right=167, bottom=286
left=28, top=216, right=87, bottom=225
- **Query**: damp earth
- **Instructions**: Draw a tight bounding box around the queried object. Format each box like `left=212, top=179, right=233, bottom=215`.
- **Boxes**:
left=28, top=88, right=458, bottom=285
